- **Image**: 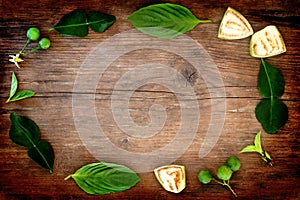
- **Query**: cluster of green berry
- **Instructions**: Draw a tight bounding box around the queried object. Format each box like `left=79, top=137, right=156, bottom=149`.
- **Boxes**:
left=198, top=155, right=241, bottom=197
left=9, top=27, right=51, bottom=68
left=22, top=27, right=51, bottom=54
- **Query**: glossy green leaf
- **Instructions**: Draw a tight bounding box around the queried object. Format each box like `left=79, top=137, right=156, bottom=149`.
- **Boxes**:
left=27, top=140, right=54, bottom=173
left=240, top=144, right=258, bottom=153
left=258, top=59, right=284, bottom=98
left=198, top=170, right=213, bottom=184
left=65, top=162, right=140, bottom=195
left=50, top=9, right=115, bottom=37
left=87, top=11, right=116, bottom=32
left=9, top=113, right=40, bottom=148
left=51, top=9, right=88, bottom=37
left=7, top=72, right=18, bottom=102
left=254, top=131, right=263, bottom=154
left=127, top=3, right=212, bottom=38
left=9, top=90, right=35, bottom=102
left=9, top=113, right=54, bottom=173
left=255, top=98, right=288, bottom=134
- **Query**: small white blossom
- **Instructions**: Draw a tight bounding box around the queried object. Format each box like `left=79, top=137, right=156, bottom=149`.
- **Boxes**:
left=9, top=54, right=23, bottom=68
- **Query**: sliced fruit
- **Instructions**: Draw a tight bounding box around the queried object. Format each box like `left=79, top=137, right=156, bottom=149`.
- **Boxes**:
left=218, top=7, right=253, bottom=40
left=154, top=164, right=186, bottom=193
left=250, top=25, right=286, bottom=58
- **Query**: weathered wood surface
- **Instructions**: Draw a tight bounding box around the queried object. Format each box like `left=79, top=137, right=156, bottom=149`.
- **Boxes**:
left=0, top=0, right=299, bottom=199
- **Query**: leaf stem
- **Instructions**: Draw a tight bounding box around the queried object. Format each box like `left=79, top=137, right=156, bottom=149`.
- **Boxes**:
left=198, top=19, right=213, bottom=23
left=64, top=174, right=73, bottom=180
left=212, top=178, right=237, bottom=197
left=223, top=180, right=238, bottom=198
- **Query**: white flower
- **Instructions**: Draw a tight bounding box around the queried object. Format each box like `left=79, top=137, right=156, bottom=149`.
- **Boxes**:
left=9, top=54, right=23, bottom=68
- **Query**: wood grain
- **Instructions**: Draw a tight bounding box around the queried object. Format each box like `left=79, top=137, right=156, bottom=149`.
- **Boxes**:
left=0, top=0, right=299, bottom=199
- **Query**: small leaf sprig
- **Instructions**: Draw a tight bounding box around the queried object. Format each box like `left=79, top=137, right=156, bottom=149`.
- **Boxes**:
left=240, top=131, right=273, bottom=166
left=8, top=27, right=51, bottom=68
left=9, top=113, right=54, bottom=173
left=6, top=72, right=35, bottom=103
left=198, top=156, right=241, bottom=197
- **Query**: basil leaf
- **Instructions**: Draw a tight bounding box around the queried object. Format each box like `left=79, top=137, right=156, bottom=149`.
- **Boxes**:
left=27, top=140, right=54, bottom=173
left=51, top=9, right=88, bottom=37
left=87, top=11, right=116, bottom=32
left=7, top=72, right=18, bottom=102
left=9, top=90, right=35, bottom=102
left=254, top=131, right=263, bottom=154
left=9, top=113, right=40, bottom=148
left=255, top=99, right=288, bottom=134
left=240, top=145, right=258, bottom=153
left=65, top=162, right=140, bottom=195
left=127, top=3, right=212, bottom=38
left=258, top=59, right=284, bottom=98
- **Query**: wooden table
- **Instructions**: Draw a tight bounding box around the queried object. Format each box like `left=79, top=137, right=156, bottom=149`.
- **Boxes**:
left=0, top=0, right=299, bottom=199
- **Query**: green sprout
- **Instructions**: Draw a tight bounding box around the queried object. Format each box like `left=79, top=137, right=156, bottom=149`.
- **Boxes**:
left=240, top=131, right=273, bottom=166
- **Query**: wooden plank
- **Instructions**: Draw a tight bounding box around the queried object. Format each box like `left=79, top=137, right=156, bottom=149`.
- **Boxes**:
left=0, top=0, right=299, bottom=199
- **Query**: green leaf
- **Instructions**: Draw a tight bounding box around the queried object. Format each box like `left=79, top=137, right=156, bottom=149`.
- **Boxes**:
left=7, top=72, right=18, bottom=102
left=198, top=170, right=213, bottom=184
left=254, top=131, right=263, bottom=154
left=27, top=140, right=54, bottom=173
left=9, top=90, right=35, bottom=102
left=127, top=3, right=212, bottom=39
left=255, top=98, right=288, bottom=134
left=65, top=162, right=140, bottom=195
left=9, top=113, right=40, bottom=148
left=50, top=9, right=116, bottom=37
left=87, top=11, right=116, bottom=32
left=240, top=145, right=258, bottom=153
left=258, top=59, right=284, bottom=98
left=51, top=9, right=88, bottom=37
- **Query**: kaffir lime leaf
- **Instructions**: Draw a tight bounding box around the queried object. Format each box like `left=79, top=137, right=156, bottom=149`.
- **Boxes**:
left=250, top=25, right=286, bottom=58
left=218, top=7, right=253, bottom=40
left=217, top=165, right=233, bottom=181
left=27, top=27, right=40, bottom=41
left=154, top=165, right=186, bottom=193
left=225, top=156, right=241, bottom=171
left=198, top=170, right=213, bottom=184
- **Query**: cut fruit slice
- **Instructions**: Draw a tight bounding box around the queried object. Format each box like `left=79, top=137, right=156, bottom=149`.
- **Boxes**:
left=250, top=25, right=286, bottom=58
left=218, top=7, right=253, bottom=40
left=154, top=165, right=186, bottom=193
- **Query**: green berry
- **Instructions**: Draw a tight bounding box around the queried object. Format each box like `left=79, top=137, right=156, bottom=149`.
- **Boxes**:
left=38, top=38, right=51, bottom=49
left=226, top=156, right=241, bottom=172
left=198, top=170, right=213, bottom=184
left=217, top=165, right=233, bottom=181
left=27, top=27, right=40, bottom=41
